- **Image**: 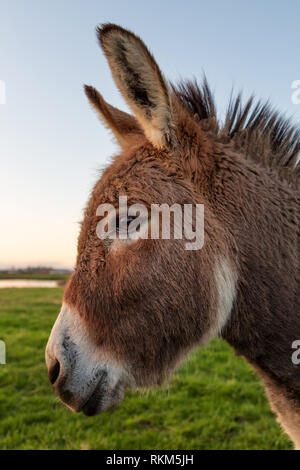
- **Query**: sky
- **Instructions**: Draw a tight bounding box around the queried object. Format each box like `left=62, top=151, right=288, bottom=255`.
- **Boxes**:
left=0, top=0, right=300, bottom=268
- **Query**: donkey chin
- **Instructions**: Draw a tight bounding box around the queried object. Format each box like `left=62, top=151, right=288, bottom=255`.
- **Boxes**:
left=45, top=303, right=134, bottom=416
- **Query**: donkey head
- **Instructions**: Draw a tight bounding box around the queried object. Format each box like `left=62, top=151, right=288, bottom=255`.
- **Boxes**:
left=46, top=24, right=237, bottom=416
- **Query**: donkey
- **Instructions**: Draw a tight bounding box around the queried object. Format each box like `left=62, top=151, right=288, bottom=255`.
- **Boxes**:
left=46, top=24, right=300, bottom=448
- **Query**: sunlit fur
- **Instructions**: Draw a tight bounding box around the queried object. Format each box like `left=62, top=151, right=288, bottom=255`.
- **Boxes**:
left=46, top=24, right=300, bottom=447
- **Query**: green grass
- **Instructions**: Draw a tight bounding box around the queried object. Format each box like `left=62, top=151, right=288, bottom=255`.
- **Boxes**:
left=0, top=288, right=292, bottom=450
left=0, top=273, right=69, bottom=280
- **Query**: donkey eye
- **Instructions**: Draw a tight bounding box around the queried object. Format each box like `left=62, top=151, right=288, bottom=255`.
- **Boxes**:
left=116, top=215, right=136, bottom=232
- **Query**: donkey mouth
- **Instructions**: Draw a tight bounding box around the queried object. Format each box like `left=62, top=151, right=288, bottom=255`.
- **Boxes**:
left=79, top=373, right=125, bottom=417
left=79, top=371, right=108, bottom=416
left=81, top=385, right=105, bottom=416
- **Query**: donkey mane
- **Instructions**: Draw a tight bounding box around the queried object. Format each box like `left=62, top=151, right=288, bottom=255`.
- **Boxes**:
left=173, top=79, right=300, bottom=189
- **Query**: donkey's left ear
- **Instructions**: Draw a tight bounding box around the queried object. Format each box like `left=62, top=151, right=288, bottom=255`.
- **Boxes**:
left=97, top=24, right=176, bottom=149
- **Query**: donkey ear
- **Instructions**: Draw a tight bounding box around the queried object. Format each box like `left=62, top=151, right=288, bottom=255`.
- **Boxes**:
left=97, top=24, right=176, bottom=149
left=84, top=85, right=143, bottom=148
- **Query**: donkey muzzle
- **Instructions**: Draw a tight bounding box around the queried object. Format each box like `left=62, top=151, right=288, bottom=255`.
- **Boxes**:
left=45, top=303, right=130, bottom=415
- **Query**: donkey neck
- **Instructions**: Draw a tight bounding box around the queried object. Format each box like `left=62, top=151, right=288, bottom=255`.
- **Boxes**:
left=208, top=146, right=300, bottom=398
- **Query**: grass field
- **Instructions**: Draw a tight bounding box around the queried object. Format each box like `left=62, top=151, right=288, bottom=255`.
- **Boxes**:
left=0, top=288, right=292, bottom=450
left=0, top=273, right=69, bottom=281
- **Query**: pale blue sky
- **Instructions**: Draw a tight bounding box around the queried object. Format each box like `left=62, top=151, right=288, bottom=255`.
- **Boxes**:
left=1, top=0, right=299, bottom=267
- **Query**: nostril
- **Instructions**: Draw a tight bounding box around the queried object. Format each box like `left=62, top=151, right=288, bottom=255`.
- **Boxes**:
left=48, top=360, right=61, bottom=385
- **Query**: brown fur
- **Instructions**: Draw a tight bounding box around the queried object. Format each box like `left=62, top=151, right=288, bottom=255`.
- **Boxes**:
left=56, top=24, right=299, bottom=447
left=84, top=85, right=143, bottom=148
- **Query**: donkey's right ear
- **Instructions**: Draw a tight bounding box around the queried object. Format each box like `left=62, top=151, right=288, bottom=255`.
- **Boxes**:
left=97, top=24, right=176, bottom=149
left=84, top=85, right=143, bottom=149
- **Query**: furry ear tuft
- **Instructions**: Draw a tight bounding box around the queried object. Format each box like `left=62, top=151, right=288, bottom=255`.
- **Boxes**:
left=84, top=84, right=143, bottom=148
left=96, top=23, right=176, bottom=149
